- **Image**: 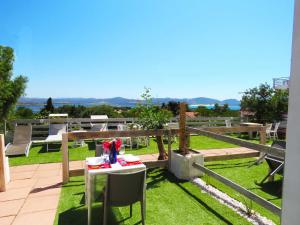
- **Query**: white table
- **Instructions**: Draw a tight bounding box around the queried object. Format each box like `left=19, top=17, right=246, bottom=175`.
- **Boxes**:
left=240, top=122, right=263, bottom=138
left=85, top=156, right=146, bottom=225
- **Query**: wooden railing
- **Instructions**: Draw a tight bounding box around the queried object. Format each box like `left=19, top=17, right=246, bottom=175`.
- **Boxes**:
left=5, top=117, right=241, bottom=141
left=193, top=162, right=281, bottom=216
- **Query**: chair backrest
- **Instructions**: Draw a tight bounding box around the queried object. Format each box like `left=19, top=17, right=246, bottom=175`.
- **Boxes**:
left=90, top=123, right=108, bottom=131
left=273, top=122, right=280, bottom=132
left=265, top=123, right=273, bottom=132
left=13, top=125, right=32, bottom=144
left=49, top=124, right=67, bottom=135
left=117, top=124, right=128, bottom=131
left=225, top=120, right=232, bottom=128
left=90, top=115, right=108, bottom=120
left=106, top=169, right=146, bottom=206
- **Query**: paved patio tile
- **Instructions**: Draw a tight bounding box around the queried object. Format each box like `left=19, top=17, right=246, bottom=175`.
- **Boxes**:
left=0, top=187, right=31, bottom=202
left=33, top=170, right=60, bottom=178
left=29, top=187, right=61, bottom=198
left=0, top=216, right=15, bottom=225
left=6, top=179, right=37, bottom=190
left=37, top=163, right=61, bottom=171
left=12, top=209, right=56, bottom=225
left=0, top=199, right=25, bottom=217
left=70, top=160, right=84, bottom=170
left=10, top=164, right=39, bottom=173
left=33, top=176, right=62, bottom=188
left=10, top=171, right=35, bottom=181
left=19, top=195, right=59, bottom=214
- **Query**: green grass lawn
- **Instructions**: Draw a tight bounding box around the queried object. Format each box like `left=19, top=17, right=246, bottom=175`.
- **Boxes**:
left=54, top=168, right=252, bottom=225
left=9, top=136, right=237, bottom=166
left=204, top=158, right=282, bottom=224
left=227, top=133, right=274, bottom=145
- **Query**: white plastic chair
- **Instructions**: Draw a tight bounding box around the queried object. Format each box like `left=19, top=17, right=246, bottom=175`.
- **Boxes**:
left=269, top=122, right=280, bottom=139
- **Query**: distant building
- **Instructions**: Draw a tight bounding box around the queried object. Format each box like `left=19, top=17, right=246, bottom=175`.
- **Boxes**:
left=273, top=77, right=289, bottom=90
left=185, top=112, right=198, bottom=118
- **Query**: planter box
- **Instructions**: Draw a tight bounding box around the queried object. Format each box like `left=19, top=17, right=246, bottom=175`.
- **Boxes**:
left=5, top=157, right=10, bottom=184
left=170, top=150, right=204, bottom=180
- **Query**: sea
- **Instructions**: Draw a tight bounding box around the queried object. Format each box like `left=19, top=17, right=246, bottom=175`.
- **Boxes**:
left=17, top=103, right=241, bottom=113
left=189, top=104, right=240, bottom=110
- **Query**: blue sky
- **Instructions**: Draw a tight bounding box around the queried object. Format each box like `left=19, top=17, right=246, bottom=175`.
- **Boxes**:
left=1, top=0, right=294, bottom=100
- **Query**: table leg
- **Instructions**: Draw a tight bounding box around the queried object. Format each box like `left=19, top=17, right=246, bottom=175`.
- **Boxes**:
left=87, top=174, right=95, bottom=225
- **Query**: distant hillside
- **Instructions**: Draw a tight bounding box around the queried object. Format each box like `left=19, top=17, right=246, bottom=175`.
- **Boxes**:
left=18, top=97, right=240, bottom=108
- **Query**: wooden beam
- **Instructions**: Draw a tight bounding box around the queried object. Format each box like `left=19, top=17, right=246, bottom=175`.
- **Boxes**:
left=179, top=102, right=187, bottom=155
left=259, top=128, right=266, bottom=145
left=62, top=133, right=69, bottom=183
left=193, top=162, right=281, bottom=216
left=202, top=126, right=265, bottom=134
left=168, top=130, right=172, bottom=170
left=187, top=127, right=285, bottom=158
left=67, top=129, right=179, bottom=140
left=0, top=134, right=7, bottom=192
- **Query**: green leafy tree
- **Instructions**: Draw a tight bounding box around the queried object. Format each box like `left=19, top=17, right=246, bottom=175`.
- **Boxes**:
left=240, top=83, right=288, bottom=122
left=14, top=107, right=34, bottom=119
left=81, top=105, right=119, bottom=118
left=136, top=88, right=172, bottom=160
left=161, top=101, right=180, bottom=116
left=45, top=97, right=54, bottom=112
left=0, top=46, right=28, bottom=121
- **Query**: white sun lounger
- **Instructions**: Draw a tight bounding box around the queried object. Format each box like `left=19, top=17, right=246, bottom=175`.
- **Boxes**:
left=5, top=125, right=32, bottom=157
left=45, top=123, right=67, bottom=151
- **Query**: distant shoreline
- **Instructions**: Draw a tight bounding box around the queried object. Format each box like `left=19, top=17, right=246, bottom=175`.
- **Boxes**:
left=17, top=103, right=240, bottom=112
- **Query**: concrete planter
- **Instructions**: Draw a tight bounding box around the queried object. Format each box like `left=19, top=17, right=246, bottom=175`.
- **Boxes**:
left=170, top=150, right=204, bottom=180
left=5, top=157, right=10, bottom=184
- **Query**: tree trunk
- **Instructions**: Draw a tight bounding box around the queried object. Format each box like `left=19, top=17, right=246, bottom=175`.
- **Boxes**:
left=156, top=135, right=167, bottom=160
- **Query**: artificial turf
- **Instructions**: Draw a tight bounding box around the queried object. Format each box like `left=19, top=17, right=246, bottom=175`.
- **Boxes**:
left=8, top=135, right=237, bottom=166
left=204, top=158, right=282, bottom=224
left=54, top=168, right=252, bottom=225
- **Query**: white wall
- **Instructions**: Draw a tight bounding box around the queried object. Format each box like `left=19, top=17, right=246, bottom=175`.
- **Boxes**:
left=281, top=0, right=300, bottom=224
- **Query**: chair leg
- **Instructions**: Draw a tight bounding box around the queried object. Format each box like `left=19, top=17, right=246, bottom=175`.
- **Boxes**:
left=141, top=201, right=145, bottom=225
left=130, top=204, right=132, bottom=217
left=103, top=199, right=107, bottom=225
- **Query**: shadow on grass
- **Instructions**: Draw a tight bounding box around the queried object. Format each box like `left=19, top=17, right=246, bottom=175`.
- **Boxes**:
left=250, top=179, right=283, bottom=198
left=146, top=168, right=234, bottom=225
left=38, top=144, right=61, bottom=153
left=206, top=160, right=256, bottom=170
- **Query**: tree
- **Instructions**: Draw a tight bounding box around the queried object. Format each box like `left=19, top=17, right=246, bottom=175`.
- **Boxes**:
left=240, top=83, right=288, bottom=122
left=81, top=105, right=119, bottom=118
left=0, top=46, right=28, bottom=120
left=14, top=107, right=34, bottom=119
left=167, top=101, right=180, bottom=116
left=136, top=88, right=172, bottom=160
left=45, top=97, right=54, bottom=112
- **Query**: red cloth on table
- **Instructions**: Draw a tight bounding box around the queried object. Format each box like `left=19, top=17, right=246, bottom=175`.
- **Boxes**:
left=87, top=159, right=142, bottom=170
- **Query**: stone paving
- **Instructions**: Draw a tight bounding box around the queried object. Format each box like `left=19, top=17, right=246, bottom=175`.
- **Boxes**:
left=0, top=147, right=258, bottom=225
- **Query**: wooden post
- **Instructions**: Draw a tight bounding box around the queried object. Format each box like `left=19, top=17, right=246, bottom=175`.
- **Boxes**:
left=179, top=102, right=187, bottom=155
left=259, top=126, right=266, bottom=145
left=0, top=134, right=7, bottom=192
left=62, top=133, right=69, bottom=183
left=168, top=130, right=172, bottom=169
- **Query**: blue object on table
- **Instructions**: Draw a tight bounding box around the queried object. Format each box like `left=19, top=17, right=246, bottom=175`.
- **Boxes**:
left=109, top=141, right=117, bottom=164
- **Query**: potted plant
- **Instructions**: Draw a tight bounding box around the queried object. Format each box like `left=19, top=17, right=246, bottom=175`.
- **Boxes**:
left=136, top=88, right=172, bottom=160
left=170, top=102, right=204, bottom=180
